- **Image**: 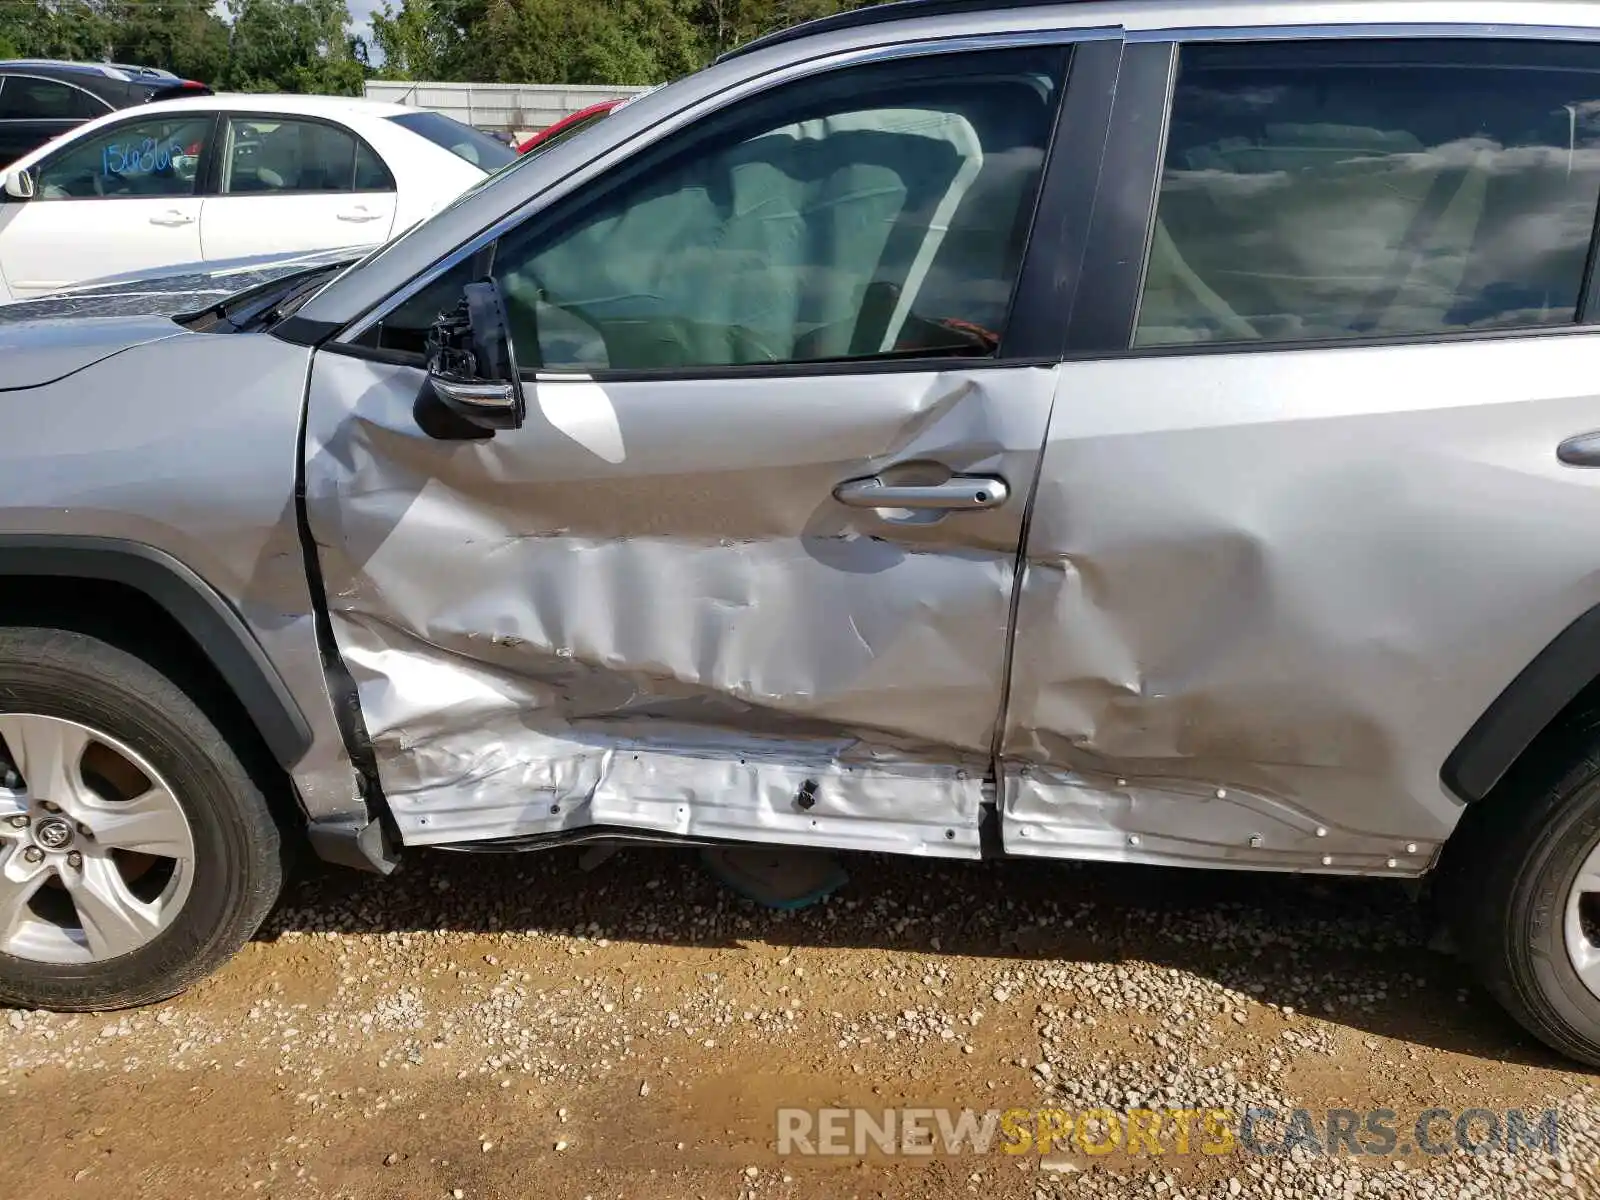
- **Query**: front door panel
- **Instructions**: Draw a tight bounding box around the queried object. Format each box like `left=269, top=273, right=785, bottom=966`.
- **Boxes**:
left=304, top=39, right=1089, bottom=852
left=0, top=110, right=213, bottom=295
left=304, top=352, right=1057, bottom=851
left=0, top=196, right=202, bottom=296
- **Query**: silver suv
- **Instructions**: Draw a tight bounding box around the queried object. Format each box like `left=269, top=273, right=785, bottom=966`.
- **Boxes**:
left=3, top=0, right=1600, bottom=1065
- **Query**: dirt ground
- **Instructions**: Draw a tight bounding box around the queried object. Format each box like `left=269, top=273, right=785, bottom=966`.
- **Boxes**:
left=3, top=848, right=1598, bottom=1199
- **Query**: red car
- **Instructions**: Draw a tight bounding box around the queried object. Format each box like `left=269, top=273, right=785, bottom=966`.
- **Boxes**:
left=516, top=99, right=623, bottom=155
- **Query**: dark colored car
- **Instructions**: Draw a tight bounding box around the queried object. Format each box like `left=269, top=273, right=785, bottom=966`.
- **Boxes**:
left=0, top=60, right=211, bottom=166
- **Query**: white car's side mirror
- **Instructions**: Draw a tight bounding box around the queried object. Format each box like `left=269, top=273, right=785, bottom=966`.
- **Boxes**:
left=2, top=170, right=35, bottom=201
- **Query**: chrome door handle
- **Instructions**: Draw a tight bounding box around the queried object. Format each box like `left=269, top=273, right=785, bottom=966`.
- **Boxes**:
left=833, top=475, right=1009, bottom=510
left=1559, top=431, right=1600, bottom=466
left=337, top=208, right=384, bottom=222
left=149, top=210, right=194, bottom=226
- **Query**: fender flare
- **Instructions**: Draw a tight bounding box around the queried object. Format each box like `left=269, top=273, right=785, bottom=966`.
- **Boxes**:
left=1443, top=603, right=1600, bottom=802
left=0, top=535, right=312, bottom=768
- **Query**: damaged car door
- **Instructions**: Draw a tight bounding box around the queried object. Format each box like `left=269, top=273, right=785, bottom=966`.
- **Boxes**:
left=1002, top=34, right=1600, bottom=876
left=302, top=38, right=1106, bottom=853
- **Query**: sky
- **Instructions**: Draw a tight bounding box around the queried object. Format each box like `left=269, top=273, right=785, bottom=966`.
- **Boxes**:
left=346, top=0, right=381, bottom=56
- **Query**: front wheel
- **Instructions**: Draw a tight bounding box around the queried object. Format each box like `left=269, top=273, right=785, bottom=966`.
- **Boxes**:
left=0, top=627, right=286, bottom=1011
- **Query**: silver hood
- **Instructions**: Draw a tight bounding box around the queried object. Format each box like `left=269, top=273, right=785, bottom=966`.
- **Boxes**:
left=0, top=315, right=188, bottom=391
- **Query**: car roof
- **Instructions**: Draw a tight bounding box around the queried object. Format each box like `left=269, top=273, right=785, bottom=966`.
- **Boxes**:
left=127, top=93, right=419, bottom=119
left=517, top=99, right=622, bottom=150
left=726, top=0, right=1600, bottom=56
left=0, top=59, right=182, bottom=85
left=720, top=0, right=1081, bottom=61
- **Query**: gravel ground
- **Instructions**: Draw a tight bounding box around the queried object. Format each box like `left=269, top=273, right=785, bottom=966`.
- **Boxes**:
left=2, top=848, right=1597, bottom=1199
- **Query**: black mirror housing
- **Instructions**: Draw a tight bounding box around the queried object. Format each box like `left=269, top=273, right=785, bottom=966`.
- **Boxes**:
left=422, top=280, right=527, bottom=435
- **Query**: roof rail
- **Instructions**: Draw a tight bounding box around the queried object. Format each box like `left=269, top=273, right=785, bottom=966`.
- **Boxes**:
left=0, top=58, right=126, bottom=80
left=716, top=0, right=1084, bottom=63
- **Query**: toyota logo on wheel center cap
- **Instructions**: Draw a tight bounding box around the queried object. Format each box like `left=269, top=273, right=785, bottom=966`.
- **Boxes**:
left=33, top=817, right=72, bottom=851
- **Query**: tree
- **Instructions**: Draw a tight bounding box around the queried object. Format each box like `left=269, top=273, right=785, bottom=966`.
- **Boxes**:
left=449, top=0, right=712, bottom=86
left=370, top=0, right=467, bottom=80
left=0, top=0, right=113, bottom=60
left=0, top=0, right=889, bottom=94
left=105, top=1, right=230, bottom=84
left=222, top=0, right=366, bottom=94
left=694, top=0, right=862, bottom=60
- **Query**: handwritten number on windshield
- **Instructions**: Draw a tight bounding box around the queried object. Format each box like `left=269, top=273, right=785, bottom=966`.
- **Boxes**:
left=101, top=138, right=185, bottom=178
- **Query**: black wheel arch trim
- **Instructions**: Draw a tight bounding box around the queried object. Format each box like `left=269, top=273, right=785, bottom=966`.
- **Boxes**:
left=0, top=535, right=313, bottom=769
left=1444, top=603, right=1600, bottom=803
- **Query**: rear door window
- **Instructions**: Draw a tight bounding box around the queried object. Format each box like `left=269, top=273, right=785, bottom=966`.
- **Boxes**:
left=1136, top=39, right=1600, bottom=347
left=353, top=140, right=395, bottom=190
left=221, top=117, right=372, bottom=193
left=386, top=110, right=516, bottom=171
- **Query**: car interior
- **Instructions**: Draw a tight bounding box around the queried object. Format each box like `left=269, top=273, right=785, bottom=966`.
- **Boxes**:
left=495, top=68, right=1058, bottom=371
left=34, top=119, right=207, bottom=198
left=356, top=66, right=1058, bottom=368
left=224, top=120, right=361, bottom=193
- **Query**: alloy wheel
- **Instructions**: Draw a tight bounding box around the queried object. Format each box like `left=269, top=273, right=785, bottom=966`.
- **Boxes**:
left=0, top=713, right=195, bottom=964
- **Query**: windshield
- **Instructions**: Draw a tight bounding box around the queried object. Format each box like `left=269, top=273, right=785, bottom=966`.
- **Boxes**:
left=387, top=111, right=518, bottom=172
left=170, top=258, right=350, bottom=333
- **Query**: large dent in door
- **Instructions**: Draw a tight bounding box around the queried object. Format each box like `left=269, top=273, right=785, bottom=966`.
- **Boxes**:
left=304, top=354, right=1054, bottom=853
left=1001, top=341, right=1600, bottom=874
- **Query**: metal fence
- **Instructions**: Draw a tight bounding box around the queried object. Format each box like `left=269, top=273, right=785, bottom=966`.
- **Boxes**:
left=364, top=80, right=650, bottom=137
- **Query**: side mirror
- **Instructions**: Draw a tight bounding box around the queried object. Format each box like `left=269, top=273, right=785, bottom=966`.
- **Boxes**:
left=2, top=170, right=35, bottom=201
left=421, top=280, right=526, bottom=435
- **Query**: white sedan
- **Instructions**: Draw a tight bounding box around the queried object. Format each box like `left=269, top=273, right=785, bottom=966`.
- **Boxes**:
left=0, top=94, right=514, bottom=303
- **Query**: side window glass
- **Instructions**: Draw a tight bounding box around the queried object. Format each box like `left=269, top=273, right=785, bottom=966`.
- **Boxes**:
left=361, top=259, right=474, bottom=356
left=1137, top=39, right=1600, bottom=347
left=0, top=77, right=104, bottom=121
left=356, top=47, right=1066, bottom=368
left=222, top=118, right=359, bottom=194
left=33, top=115, right=212, bottom=200
left=353, top=141, right=394, bottom=191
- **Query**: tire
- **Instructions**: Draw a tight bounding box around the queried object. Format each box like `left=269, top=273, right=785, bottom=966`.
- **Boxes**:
left=1450, top=728, right=1600, bottom=1067
left=0, top=626, right=285, bottom=1010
